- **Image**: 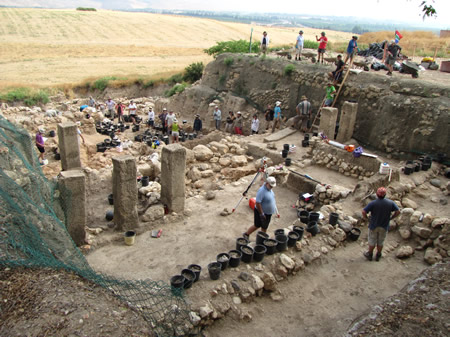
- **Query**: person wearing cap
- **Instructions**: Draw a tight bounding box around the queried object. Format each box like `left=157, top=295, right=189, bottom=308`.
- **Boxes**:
left=251, top=114, right=260, bottom=134
left=260, top=31, right=269, bottom=55
left=344, top=36, right=359, bottom=65
left=384, top=40, right=402, bottom=76
left=324, top=82, right=336, bottom=107
left=193, top=114, right=202, bottom=133
left=315, top=32, right=328, bottom=64
left=244, top=177, right=279, bottom=238
left=147, top=107, right=155, bottom=129
left=159, top=108, right=168, bottom=135
left=35, top=127, right=46, bottom=164
left=272, top=101, right=282, bottom=133
left=128, top=100, right=137, bottom=124
left=362, top=187, right=400, bottom=261
left=293, top=95, right=312, bottom=132
left=264, top=104, right=274, bottom=131
left=328, top=54, right=345, bottom=85
left=171, top=118, right=180, bottom=143
left=105, top=98, right=115, bottom=119
left=213, top=105, right=222, bottom=130
left=234, top=111, right=243, bottom=135
left=295, top=30, right=304, bottom=61
left=225, top=111, right=235, bottom=134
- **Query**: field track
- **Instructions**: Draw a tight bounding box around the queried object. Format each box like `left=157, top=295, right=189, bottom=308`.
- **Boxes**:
left=0, top=8, right=354, bottom=87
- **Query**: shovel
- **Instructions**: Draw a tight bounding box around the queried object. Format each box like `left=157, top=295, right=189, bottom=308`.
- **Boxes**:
left=288, top=169, right=327, bottom=186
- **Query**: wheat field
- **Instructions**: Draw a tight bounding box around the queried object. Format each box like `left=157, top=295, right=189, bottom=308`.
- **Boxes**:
left=0, top=8, right=354, bottom=88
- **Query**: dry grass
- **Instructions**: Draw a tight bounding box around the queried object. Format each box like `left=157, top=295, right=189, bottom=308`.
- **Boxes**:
left=0, top=8, right=354, bottom=89
left=359, top=31, right=450, bottom=57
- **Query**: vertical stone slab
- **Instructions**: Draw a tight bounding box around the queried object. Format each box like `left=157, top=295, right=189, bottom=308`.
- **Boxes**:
left=113, top=155, right=139, bottom=231
left=161, top=144, right=186, bottom=213
left=336, top=101, right=358, bottom=143
left=58, top=169, right=86, bottom=246
left=57, top=122, right=81, bottom=171
left=319, top=107, right=338, bottom=140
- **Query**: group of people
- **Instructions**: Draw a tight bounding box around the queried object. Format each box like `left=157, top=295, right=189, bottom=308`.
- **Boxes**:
left=98, top=98, right=139, bottom=125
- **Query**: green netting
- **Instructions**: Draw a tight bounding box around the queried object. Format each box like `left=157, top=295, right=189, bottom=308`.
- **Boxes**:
left=0, top=115, right=193, bottom=337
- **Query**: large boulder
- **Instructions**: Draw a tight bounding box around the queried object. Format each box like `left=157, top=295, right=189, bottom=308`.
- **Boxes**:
left=141, top=204, right=165, bottom=222
left=231, top=155, right=248, bottom=167
left=192, top=145, right=214, bottom=161
left=424, top=248, right=443, bottom=265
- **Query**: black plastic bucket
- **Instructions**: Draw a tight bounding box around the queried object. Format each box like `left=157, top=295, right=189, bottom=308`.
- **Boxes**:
left=236, top=237, right=249, bottom=251
left=49, top=130, right=56, bottom=137
left=253, top=244, right=267, bottom=262
left=105, top=210, right=114, bottom=221
left=293, top=225, right=304, bottom=240
left=170, top=275, right=185, bottom=295
left=404, top=165, right=414, bottom=175
left=187, top=264, right=202, bottom=282
left=309, top=212, right=320, bottom=222
left=216, top=253, right=230, bottom=270
left=307, top=221, right=319, bottom=236
left=263, top=239, right=278, bottom=255
left=141, top=176, right=149, bottom=187
left=240, top=245, right=254, bottom=263
left=304, top=134, right=310, bottom=141
left=285, top=158, right=292, bottom=166
left=287, top=231, right=300, bottom=247
left=275, top=234, right=288, bottom=252
left=256, top=231, right=269, bottom=245
left=348, top=227, right=361, bottom=241
left=283, top=144, right=290, bottom=151
left=181, top=269, right=196, bottom=289
left=282, top=149, right=288, bottom=158
left=274, top=228, right=285, bottom=236
left=228, top=250, right=242, bottom=268
left=329, top=212, right=339, bottom=226
left=108, top=193, right=114, bottom=205
left=207, top=262, right=222, bottom=280
left=299, top=210, right=310, bottom=224
left=313, top=132, right=318, bottom=137
left=413, top=161, right=421, bottom=172
left=421, top=162, right=431, bottom=171
left=302, top=139, right=309, bottom=147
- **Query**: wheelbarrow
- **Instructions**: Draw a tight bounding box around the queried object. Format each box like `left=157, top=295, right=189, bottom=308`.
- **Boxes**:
left=399, top=61, right=420, bottom=78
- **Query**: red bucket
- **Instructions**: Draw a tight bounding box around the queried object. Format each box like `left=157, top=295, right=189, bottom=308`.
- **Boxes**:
left=249, top=198, right=256, bottom=209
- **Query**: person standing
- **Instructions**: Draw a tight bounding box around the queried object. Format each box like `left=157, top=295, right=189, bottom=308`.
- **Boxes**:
left=251, top=114, right=260, bottom=134
left=75, top=121, right=86, bottom=145
left=213, top=105, right=222, bottom=130
left=243, top=177, right=279, bottom=238
left=316, top=32, right=328, bottom=64
left=165, top=110, right=175, bottom=135
left=264, top=104, right=274, bottom=131
left=171, top=118, right=180, bottom=143
left=344, top=36, right=359, bottom=65
left=324, top=82, right=336, bottom=107
left=293, top=95, right=312, bottom=132
left=234, top=111, right=243, bottom=135
left=35, top=127, right=46, bottom=164
left=88, top=96, right=95, bottom=107
left=295, top=30, right=304, bottom=61
left=116, top=101, right=125, bottom=123
left=328, top=54, right=345, bottom=85
left=159, top=108, right=168, bottom=135
left=260, top=31, right=269, bottom=55
left=105, top=98, right=115, bottom=119
left=225, top=111, right=235, bottom=133
left=193, top=114, right=202, bottom=133
left=362, top=187, right=400, bottom=261
left=272, top=101, right=282, bottom=133
left=384, top=40, right=402, bottom=76
left=128, top=100, right=137, bottom=124
left=147, top=107, right=155, bottom=129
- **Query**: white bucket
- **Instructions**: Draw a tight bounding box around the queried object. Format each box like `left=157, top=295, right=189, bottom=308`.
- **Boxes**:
left=379, top=163, right=390, bottom=174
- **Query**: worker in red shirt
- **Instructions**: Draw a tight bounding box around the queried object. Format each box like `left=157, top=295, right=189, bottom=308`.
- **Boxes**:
left=316, top=32, right=328, bottom=64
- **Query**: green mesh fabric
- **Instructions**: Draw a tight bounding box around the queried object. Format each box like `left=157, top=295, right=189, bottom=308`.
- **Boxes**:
left=0, top=116, right=192, bottom=336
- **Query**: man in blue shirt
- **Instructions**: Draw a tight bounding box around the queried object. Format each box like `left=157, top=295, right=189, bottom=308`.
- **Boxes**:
left=362, top=187, right=400, bottom=261
left=344, top=36, right=359, bottom=65
left=244, top=177, right=279, bottom=238
left=272, top=101, right=282, bottom=133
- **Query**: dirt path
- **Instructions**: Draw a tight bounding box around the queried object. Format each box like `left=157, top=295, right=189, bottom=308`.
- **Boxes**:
left=203, top=231, right=427, bottom=337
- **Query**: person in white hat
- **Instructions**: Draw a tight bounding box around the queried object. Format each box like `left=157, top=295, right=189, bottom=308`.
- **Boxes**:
left=272, top=101, right=282, bottom=133
left=295, top=30, right=304, bottom=61
left=171, top=117, right=180, bottom=143
left=243, top=176, right=279, bottom=239
left=234, top=111, right=243, bottom=135
left=147, top=107, right=155, bottom=129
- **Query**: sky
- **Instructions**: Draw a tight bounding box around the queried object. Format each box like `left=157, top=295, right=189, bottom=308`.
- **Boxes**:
left=1, top=0, right=449, bottom=28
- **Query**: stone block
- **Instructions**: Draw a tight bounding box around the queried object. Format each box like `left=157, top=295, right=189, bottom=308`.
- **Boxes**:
left=318, top=107, right=338, bottom=140
left=57, top=122, right=81, bottom=171
left=336, top=101, right=358, bottom=143
left=161, top=144, right=186, bottom=213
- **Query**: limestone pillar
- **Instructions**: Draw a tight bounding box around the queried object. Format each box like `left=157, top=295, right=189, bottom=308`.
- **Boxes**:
left=161, top=144, right=186, bottom=213
left=336, top=102, right=358, bottom=143
left=58, top=169, right=86, bottom=246
left=319, top=107, right=338, bottom=140
left=113, top=155, right=139, bottom=230
left=57, top=122, right=81, bottom=171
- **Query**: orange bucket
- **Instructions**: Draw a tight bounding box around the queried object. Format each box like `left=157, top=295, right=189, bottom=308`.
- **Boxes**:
left=249, top=198, right=256, bottom=209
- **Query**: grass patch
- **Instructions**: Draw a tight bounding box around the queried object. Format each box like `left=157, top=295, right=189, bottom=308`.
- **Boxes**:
left=0, top=87, right=50, bottom=106
left=165, top=82, right=189, bottom=97
left=204, top=40, right=260, bottom=57
left=93, top=76, right=118, bottom=91
left=224, top=57, right=234, bottom=66
left=219, top=74, right=227, bottom=86
left=284, top=64, right=295, bottom=76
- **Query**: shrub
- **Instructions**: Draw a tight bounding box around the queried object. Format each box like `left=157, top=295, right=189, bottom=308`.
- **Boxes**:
left=284, top=64, right=295, bottom=76
left=0, top=88, right=49, bottom=106
left=204, top=40, right=260, bottom=56
left=143, top=80, right=154, bottom=89
left=93, top=76, right=117, bottom=91
left=168, top=73, right=183, bottom=85
left=224, top=57, right=234, bottom=66
left=76, top=7, right=96, bottom=11
left=218, top=74, right=227, bottom=86
left=183, top=62, right=204, bottom=83
left=165, top=82, right=189, bottom=97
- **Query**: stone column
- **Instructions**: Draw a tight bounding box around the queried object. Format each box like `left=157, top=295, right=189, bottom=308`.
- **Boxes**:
left=113, top=155, right=139, bottom=230
left=319, top=107, right=338, bottom=140
left=161, top=144, right=186, bottom=213
left=336, top=102, right=358, bottom=143
left=57, top=122, right=81, bottom=171
left=58, top=169, right=86, bottom=246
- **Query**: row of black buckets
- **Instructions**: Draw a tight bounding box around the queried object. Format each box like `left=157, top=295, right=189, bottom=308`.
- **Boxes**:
left=404, top=156, right=432, bottom=175
left=170, top=264, right=202, bottom=295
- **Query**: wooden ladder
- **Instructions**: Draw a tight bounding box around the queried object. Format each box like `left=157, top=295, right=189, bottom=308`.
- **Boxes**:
left=331, top=57, right=354, bottom=107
